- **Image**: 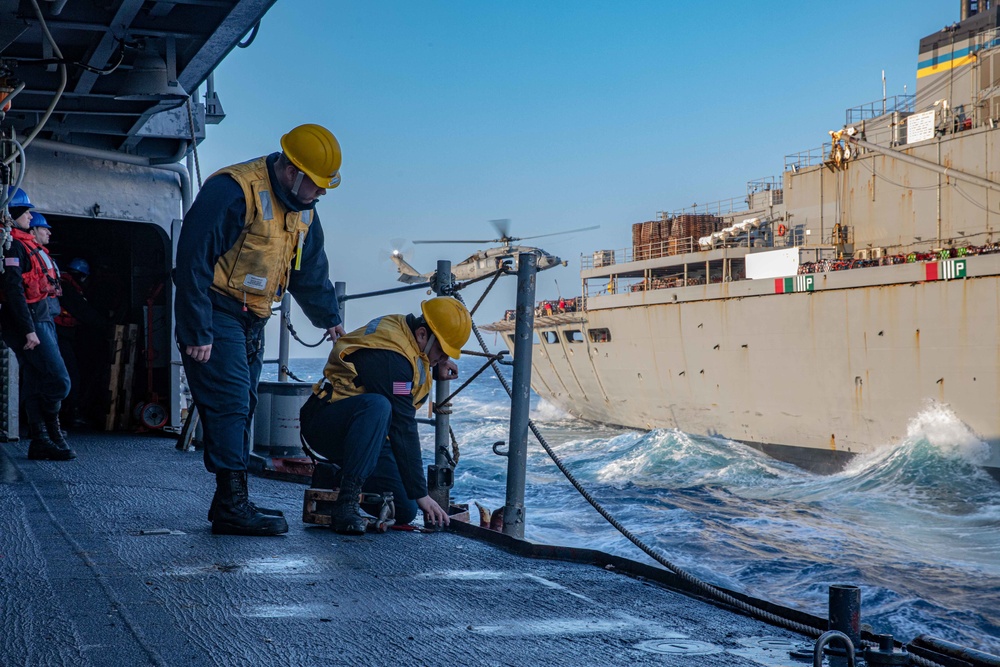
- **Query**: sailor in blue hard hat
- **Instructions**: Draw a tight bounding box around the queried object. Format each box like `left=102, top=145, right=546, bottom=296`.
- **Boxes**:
left=28, top=211, right=51, bottom=228
left=5, top=185, right=34, bottom=213
left=28, top=211, right=52, bottom=247
left=66, top=257, right=90, bottom=276
left=0, top=187, right=75, bottom=461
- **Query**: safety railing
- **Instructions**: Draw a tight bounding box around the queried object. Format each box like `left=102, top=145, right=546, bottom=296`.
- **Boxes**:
left=581, top=237, right=702, bottom=270
left=845, top=94, right=915, bottom=125
left=785, top=143, right=832, bottom=171
left=658, top=196, right=749, bottom=220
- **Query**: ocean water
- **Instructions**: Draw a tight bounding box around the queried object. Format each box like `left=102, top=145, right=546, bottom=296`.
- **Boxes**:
left=272, top=356, right=1000, bottom=654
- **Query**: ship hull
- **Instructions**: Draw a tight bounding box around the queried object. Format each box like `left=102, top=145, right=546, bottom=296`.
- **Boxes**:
left=515, top=258, right=1000, bottom=478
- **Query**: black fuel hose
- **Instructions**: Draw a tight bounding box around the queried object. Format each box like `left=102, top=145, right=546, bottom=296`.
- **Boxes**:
left=454, top=292, right=947, bottom=667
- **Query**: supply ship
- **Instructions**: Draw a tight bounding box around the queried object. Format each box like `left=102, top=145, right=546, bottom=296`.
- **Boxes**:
left=486, top=3, right=1000, bottom=480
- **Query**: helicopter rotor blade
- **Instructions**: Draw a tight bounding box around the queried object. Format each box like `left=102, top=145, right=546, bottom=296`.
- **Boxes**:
left=380, top=238, right=415, bottom=261
left=412, top=239, right=497, bottom=245
left=489, top=218, right=512, bottom=241
left=516, top=225, right=601, bottom=241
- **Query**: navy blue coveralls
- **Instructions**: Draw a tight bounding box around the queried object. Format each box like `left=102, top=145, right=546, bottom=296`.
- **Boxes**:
left=0, top=238, right=71, bottom=424
left=174, top=153, right=341, bottom=474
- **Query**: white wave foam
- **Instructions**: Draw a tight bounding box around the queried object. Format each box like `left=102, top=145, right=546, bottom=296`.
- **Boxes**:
left=531, top=398, right=571, bottom=422
left=905, top=402, right=990, bottom=464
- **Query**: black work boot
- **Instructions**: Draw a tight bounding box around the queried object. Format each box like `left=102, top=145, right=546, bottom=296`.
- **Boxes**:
left=329, top=477, right=373, bottom=535
left=207, top=490, right=284, bottom=522
left=211, top=470, right=289, bottom=536
left=27, top=422, right=76, bottom=461
left=43, top=412, right=77, bottom=459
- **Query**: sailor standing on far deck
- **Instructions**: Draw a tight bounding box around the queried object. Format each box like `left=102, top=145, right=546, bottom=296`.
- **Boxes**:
left=174, top=124, right=345, bottom=537
left=0, top=189, right=74, bottom=461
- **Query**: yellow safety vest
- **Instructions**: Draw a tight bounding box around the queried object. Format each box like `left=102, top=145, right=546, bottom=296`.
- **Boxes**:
left=315, top=314, right=432, bottom=409
left=210, top=157, right=313, bottom=317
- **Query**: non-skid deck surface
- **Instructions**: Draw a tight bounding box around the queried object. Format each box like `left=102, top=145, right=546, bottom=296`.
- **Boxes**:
left=0, top=433, right=808, bottom=666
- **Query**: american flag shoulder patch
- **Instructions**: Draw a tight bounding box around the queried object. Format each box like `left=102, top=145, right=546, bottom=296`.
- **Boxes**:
left=4, top=257, right=19, bottom=267
left=392, top=381, right=412, bottom=396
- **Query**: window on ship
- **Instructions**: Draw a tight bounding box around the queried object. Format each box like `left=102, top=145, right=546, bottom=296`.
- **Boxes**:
left=542, top=331, right=558, bottom=344
left=588, top=328, right=611, bottom=343
left=564, top=330, right=584, bottom=343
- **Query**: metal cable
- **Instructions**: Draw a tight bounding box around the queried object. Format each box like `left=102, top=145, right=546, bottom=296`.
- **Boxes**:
left=283, top=310, right=329, bottom=348
left=14, top=0, right=67, bottom=154
left=454, top=291, right=823, bottom=637
left=449, top=425, right=460, bottom=465
left=280, top=364, right=308, bottom=383
left=237, top=21, right=260, bottom=48
left=469, top=268, right=506, bottom=315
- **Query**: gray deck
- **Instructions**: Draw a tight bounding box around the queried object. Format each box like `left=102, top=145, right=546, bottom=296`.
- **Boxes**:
left=0, top=433, right=814, bottom=667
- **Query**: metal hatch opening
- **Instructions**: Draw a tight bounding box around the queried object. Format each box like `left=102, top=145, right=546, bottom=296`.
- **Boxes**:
left=42, top=214, right=174, bottom=433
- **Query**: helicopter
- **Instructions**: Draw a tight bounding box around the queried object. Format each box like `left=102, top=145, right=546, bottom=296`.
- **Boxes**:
left=389, top=219, right=599, bottom=285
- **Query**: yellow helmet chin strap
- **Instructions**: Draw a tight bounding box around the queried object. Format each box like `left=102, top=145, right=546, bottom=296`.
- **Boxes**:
left=291, top=169, right=306, bottom=198
left=422, top=333, right=437, bottom=357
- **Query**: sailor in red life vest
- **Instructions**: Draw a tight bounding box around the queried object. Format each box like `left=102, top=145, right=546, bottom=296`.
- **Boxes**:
left=0, top=188, right=74, bottom=460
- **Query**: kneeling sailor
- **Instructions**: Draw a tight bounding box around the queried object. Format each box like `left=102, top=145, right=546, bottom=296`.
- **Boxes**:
left=300, top=297, right=472, bottom=534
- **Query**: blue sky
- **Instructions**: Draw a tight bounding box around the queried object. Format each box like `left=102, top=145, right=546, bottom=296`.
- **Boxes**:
left=197, top=0, right=956, bottom=356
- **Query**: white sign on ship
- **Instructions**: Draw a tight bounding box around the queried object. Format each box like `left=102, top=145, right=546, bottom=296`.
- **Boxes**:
left=907, top=109, right=936, bottom=144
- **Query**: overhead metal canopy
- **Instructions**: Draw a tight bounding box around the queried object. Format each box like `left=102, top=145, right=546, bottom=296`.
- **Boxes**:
left=0, top=0, right=276, bottom=159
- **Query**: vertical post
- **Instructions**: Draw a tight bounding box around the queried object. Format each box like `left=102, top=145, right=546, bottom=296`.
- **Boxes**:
left=335, top=281, right=346, bottom=329
left=168, top=218, right=183, bottom=431
left=427, top=261, right=453, bottom=528
left=503, top=252, right=537, bottom=539
left=277, top=293, right=290, bottom=382
left=828, top=584, right=861, bottom=667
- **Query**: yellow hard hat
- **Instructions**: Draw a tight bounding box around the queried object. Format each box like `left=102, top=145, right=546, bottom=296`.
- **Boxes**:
left=280, top=124, right=342, bottom=189
left=420, top=297, right=472, bottom=359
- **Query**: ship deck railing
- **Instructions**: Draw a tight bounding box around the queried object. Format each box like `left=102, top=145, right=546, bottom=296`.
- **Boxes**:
left=583, top=235, right=780, bottom=271
left=657, top=197, right=750, bottom=221
left=845, top=94, right=915, bottom=125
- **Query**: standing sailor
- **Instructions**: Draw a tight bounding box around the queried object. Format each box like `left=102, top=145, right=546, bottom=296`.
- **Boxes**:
left=174, top=124, right=346, bottom=536
left=0, top=189, right=74, bottom=460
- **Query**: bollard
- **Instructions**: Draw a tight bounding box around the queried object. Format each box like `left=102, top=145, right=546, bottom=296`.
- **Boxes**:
left=863, top=634, right=909, bottom=667
left=828, top=584, right=862, bottom=667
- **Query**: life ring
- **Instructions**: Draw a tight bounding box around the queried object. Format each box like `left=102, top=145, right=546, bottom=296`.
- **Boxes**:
left=776, top=224, right=787, bottom=237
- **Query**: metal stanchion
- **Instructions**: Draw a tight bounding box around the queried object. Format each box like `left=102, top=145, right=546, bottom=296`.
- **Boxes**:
left=277, top=293, right=291, bottom=382
left=502, top=252, right=537, bottom=539
left=335, top=281, right=346, bottom=328
left=427, top=261, right=453, bottom=528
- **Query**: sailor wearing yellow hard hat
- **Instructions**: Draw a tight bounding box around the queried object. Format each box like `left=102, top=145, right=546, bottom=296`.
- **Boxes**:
left=300, top=296, right=473, bottom=534
left=174, top=124, right=346, bottom=537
